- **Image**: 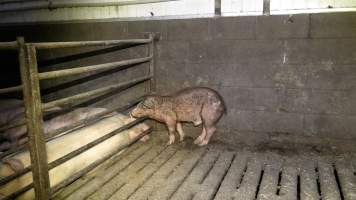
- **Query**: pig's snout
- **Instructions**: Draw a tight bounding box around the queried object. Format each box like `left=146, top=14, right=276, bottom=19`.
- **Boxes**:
left=129, top=111, right=135, bottom=119
left=130, top=108, right=140, bottom=118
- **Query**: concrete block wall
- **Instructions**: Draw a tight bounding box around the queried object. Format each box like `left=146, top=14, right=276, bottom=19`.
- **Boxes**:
left=143, top=12, right=356, bottom=147
left=0, top=12, right=355, bottom=148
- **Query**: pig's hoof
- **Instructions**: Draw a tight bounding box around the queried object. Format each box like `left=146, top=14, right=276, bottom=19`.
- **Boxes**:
left=139, top=135, right=150, bottom=142
left=179, top=136, right=184, bottom=142
left=198, top=140, right=209, bottom=146
left=166, top=140, right=174, bottom=146
left=194, top=138, right=203, bottom=145
left=3, top=158, right=24, bottom=172
left=167, top=135, right=175, bottom=145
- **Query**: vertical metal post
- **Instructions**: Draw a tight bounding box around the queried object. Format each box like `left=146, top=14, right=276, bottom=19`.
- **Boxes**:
left=215, top=0, right=221, bottom=15
left=263, top=0, right=270, bottom=15
left=18, top=39, right=51, bottom=200
left=148, top=33, right=155, bottom=94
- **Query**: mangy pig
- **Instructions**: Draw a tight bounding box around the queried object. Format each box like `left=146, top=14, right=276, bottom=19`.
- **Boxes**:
left=130, top=87, right=226, bottom=146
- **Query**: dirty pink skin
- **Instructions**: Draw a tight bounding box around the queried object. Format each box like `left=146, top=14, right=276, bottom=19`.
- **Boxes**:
left=0, top=107, right=113, bottom=171
left=130, top=87, right=226, bottom=146
left=0, top=99, right=24, bottom=127
left=0, top=108, right=106, bottom=144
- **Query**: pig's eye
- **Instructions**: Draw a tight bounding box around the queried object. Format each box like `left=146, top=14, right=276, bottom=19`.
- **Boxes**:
left=141, top=102, right=150, bottom=109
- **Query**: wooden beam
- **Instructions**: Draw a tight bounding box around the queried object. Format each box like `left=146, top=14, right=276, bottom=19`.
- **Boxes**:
left=19, top=39, right=51, bottom=200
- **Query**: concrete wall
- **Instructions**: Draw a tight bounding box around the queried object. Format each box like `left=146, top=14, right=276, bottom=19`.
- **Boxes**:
left=0, top=12, right=355, bottom=148
left=150, top=12, right=356, bottom=148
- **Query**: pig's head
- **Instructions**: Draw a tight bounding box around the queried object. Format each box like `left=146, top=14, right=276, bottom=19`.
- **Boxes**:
left=130, top=96, right=158, bottom=118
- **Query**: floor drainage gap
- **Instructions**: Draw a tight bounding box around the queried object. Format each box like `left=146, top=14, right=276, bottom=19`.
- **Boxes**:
left=165, top=156, right=185, bottom=180
left=167, top=149, right=209, bottom=199
left=315, top=167, right=322, bottom=200
left=332, top=164, right=345, bottom=200
left=199, top=152, right=221, bottom=184
left=103, top=144, right=140, bottom=170
left=136, top=145, right=169, bottom=173
left=105, top=182, right=126, bottom=200
left=210, top=154, right=236, bottom=200
left=297, top=175, right=301, bottom=200
left=255, top=167, right=265, bottom=200
left=119, top=145, right=155, bottom=173
left=236, top=161, right=248, bottom=189
left=276, top=170, right=282, bottom=195
left=127, top=150, right=180, bottom=200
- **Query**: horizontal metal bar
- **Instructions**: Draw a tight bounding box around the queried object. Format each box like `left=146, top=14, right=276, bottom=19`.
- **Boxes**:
left=0, top=85, right=22, bottom=94
left=38, top=56, right=152, bottom=80
left=50, top=127, right=152, bottom=195
left=42, top=75, right=151, bottom=110
left=31, top=38, right=152, bottom=49
left=0, top=0, right=179, bottom=12
left=0, top=41, right=17, bottom=50
left=0, top=117, right=146, bottom=187
left=0, top=121, right=25, bottom=132
left=0, top=183, right=33, bottom=200
left=0, top=160, right=31, bottom=186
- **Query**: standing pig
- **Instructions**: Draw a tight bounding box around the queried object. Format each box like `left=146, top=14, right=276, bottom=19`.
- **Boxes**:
left=130, top=87, right=226, bottom=146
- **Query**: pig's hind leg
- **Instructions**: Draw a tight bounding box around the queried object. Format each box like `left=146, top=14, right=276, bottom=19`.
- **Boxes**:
left=198, top=125, right=216, bottom=146
left=194, top=126, right=206, bottom=145
left=198, top=105, right=221, bottom=146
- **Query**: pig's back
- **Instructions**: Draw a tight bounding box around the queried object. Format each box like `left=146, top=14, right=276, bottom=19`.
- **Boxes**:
left=174, top=87, right=221, bottom=103
left=171, top=87, right=225, bottom=121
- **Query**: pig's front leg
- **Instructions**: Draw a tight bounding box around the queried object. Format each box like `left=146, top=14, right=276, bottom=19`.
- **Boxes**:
left=176, top=122, right=185, bottom=142
left=165, top=119, right=177, bottom=145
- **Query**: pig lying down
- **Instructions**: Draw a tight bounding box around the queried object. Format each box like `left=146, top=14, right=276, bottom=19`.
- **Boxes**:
left=131, top=87, right=226, bottom=146
left=0, top=113, right=150, bottom=200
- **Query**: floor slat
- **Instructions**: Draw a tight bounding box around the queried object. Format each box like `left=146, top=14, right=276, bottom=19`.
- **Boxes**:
left=318, top=159, right=342, bottom=200
left=86, top=145, right=168, bottom=200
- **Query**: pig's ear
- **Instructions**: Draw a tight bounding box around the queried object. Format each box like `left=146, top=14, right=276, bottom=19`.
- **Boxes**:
left=142, top=97, right=155, bottom=108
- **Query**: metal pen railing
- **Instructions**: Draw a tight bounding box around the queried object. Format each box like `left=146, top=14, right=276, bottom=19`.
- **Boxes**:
left=0, top=32, right=156, bottom=200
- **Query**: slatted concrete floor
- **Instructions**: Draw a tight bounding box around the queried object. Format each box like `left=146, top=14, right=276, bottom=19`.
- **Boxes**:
left=54, top=137, right=356, bottom=200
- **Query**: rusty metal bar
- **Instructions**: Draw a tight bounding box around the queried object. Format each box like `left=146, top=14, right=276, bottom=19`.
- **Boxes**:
left=38, top=56, right=152, bottom=80
left=42, top=75, right=151, bottom=110
left=50, top=128, right=152, bottom=195
left=31, top=38, right=152, bottom=49
left=0, top=117, right=146, bottom=187
left=148, top=33, right=156, bottom=93
left=0, top=85, right=23, bottom=94
left=0, top=183, right=33, bottom=200
left=0, top=41, right=17, bottom=50
left=19, top=42, right=51, bottom=200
